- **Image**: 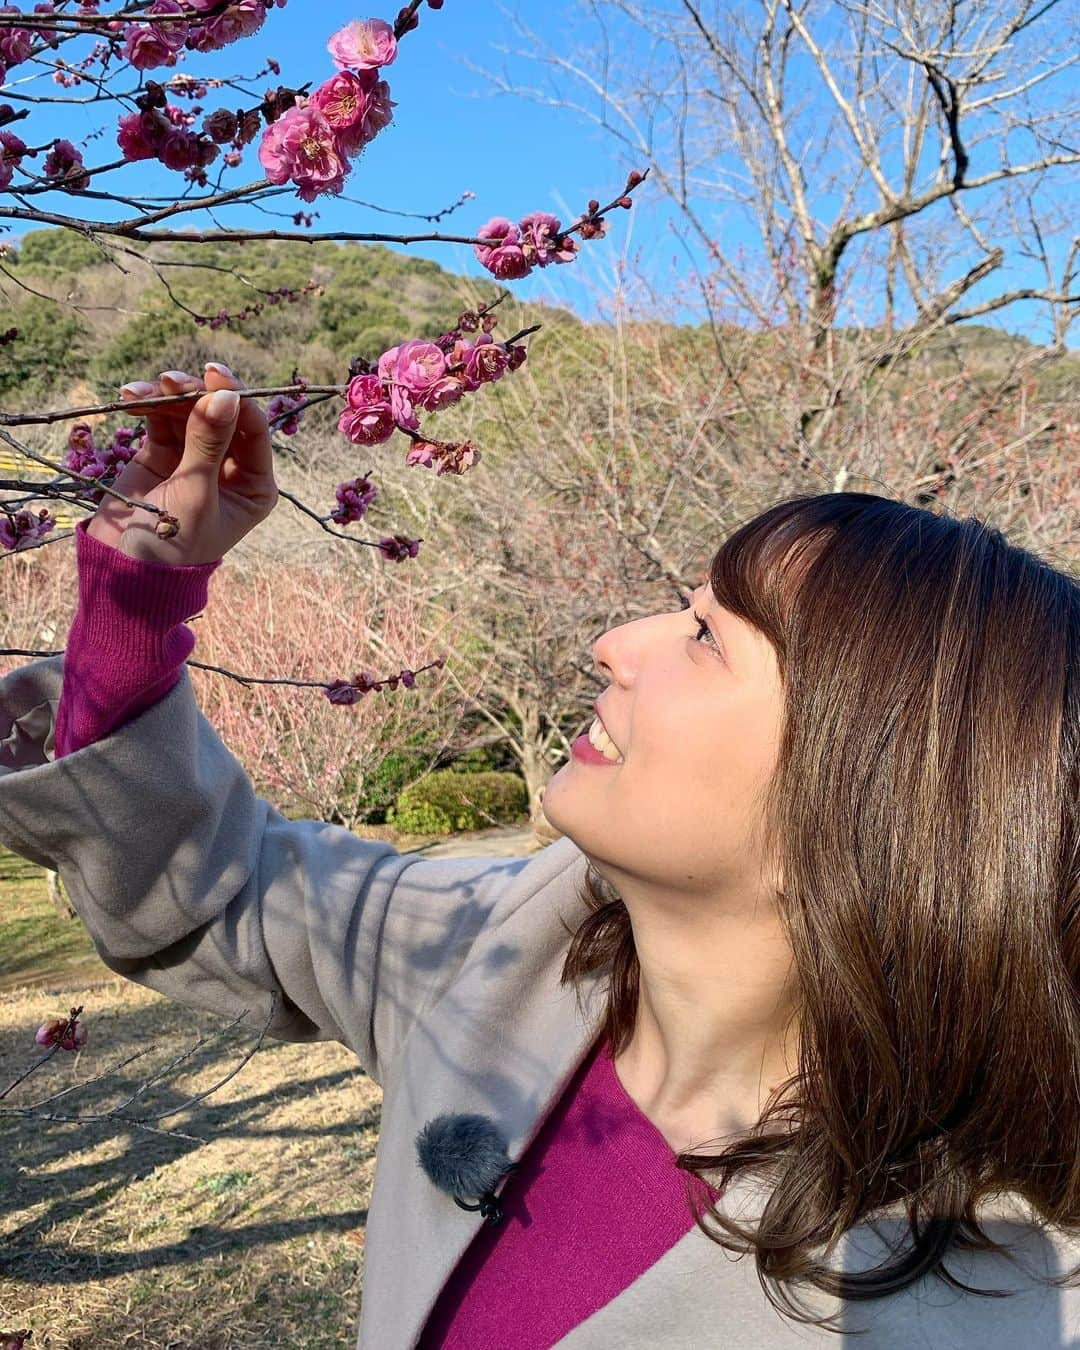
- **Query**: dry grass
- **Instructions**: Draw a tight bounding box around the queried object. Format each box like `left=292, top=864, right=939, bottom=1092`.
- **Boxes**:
left=0, top=976, right=380, bottom=1348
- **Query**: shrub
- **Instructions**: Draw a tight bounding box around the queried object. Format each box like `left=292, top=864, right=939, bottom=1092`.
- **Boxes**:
left=343, top=747, right=434, bottom=825
left=388, top=769, right=528, bottom=836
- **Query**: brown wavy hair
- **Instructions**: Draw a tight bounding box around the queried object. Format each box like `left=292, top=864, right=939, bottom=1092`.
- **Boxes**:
left=559, top=491, right=1080, bottom=1332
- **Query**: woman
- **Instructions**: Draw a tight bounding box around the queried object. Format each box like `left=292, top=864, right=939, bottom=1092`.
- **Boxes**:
left=1, top=363, right=1079, bottom=1348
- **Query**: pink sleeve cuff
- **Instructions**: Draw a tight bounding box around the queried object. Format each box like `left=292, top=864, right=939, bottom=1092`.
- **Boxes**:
left=54, top=518, right=223, bottom=758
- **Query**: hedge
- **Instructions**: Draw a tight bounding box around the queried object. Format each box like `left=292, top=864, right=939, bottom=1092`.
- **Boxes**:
left=388, top=769, right=528, bottom=836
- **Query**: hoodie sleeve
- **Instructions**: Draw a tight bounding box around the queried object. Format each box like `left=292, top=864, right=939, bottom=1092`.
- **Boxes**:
left=0, top=580, right=543, bottom=1087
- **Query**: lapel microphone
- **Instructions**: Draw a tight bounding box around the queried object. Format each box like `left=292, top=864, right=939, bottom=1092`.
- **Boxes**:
left=415, top=1113, right=519, bottom=1225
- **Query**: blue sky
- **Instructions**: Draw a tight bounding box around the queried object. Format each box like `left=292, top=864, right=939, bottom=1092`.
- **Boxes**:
left=4, top=2, right=1076, bottom=345
left=8, top=3, right=659, bottom=321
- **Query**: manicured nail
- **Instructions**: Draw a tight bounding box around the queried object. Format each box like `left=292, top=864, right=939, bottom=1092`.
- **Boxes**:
left=120, top=380, right=157, bottom=396
left=206, top=389, right=240, bottom=420
left=205, top=361, right=235, bottom=379
left=160, top=369, right=195, bottom=384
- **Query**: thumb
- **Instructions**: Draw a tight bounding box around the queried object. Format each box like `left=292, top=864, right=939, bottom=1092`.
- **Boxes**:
left=181, top=387, right=241, bottom=472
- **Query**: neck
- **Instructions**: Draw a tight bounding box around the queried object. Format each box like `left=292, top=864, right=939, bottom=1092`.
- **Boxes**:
left=611, top=900, right=799, bottom=1157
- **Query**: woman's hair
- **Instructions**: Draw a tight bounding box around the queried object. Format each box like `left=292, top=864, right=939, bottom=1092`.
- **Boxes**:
left=559, top=491, right=1080, bottom=1332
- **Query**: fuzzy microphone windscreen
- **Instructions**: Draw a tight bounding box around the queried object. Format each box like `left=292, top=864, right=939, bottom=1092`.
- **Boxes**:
left=415, top=1113, right=513, bottom=1198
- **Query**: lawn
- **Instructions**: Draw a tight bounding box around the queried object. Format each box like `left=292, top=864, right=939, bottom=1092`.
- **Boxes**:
left=0, top=849, right=102, bottom=996
left=0, top=975, right=379, bottom=1347
left=0, top=844, right=387, bottom=1348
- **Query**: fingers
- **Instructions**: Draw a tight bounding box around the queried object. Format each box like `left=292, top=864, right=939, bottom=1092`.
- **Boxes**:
left=202, top=361, right=275, bottom=481
left=118, top=363, right=275, bottom=483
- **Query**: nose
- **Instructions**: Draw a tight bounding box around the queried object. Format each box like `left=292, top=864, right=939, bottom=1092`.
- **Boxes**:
left=592, top=611, right=645, bottom=684
left=593, top=589, right=697, bottom=682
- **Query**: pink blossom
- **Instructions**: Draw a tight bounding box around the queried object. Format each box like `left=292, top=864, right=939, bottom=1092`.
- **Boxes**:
left=35, top=1016, right=88, bottom=1051
left=203, top=108, right=239, bottom=143
left=518, top=211, right=576, bottom=265
left=258, top=103, right=349, bottom=202
left=327, top=18, right=397, bottom=72
left=158, top=126, right=201, bottom=171
left=188, top=0, right=266, bottom=53
left=405, top=440, right=437, bottom=469
left=309, top=70, right=376, bottom=155
left=338, top=374, right=396, bottom=445
left=267, top=392, right=306, bottom=435
left=330, top=473, right=378, bottom=524
left=473, top=217, right=531, bottom=280
left=0, top=509, right=55, bottom=553
left=388, top=384, right=418, bottom=431
left=463, top=334, right=510, bottom=387
left=378, top=339, right=450, bottom=412
left=359, top=78, right=395, bottom=144
left=0, top=5, right=34, bottom=68
left=0, top=129, right=28, bottom=189
left=122, top=0, right=189, bottom=70
left=43, top=138, right=90, bottom=188
left=165, top=102, right=194, bottom=128
left=377, top=533, right=421, bottom=562
left=117, top=109, right=162, bottom=161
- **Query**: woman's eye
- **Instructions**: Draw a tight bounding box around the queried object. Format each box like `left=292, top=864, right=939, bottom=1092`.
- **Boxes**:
left=692, top=610, right=724, bottom=658
left=680, top=595, right=724, bottom=661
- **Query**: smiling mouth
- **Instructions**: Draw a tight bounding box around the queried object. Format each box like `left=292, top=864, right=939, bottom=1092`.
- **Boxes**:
left=584, top=718, right=624, bottom=764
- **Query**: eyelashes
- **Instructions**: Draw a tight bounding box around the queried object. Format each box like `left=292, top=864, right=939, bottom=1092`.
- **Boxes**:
left=680, top=594, right=724, bottom=661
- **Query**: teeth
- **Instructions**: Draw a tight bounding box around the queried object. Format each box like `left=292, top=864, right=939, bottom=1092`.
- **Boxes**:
left=588, top=717, right=624, bottom=763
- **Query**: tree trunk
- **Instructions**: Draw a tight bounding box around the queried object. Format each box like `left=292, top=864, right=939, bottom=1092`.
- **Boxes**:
left=46, top=869, right=77, bottom=920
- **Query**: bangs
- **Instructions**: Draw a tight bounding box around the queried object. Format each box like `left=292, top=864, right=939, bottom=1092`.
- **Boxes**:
left=708, top=493, right=884, bottom=684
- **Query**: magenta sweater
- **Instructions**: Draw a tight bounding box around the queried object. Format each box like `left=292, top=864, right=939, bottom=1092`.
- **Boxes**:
left=56, top=515, right=713, bottom=1348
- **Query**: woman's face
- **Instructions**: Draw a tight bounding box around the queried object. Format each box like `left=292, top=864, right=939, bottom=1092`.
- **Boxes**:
left=542, top=583, right=786, bottom=909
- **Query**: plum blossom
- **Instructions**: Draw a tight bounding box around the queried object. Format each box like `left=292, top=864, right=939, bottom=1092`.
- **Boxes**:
left=258, top=103, right=349, bottom=202
left=462, top=333, right=510, bottom=387
left=0, top=130, right=29, bottom=189
left=0, top=6, right=34, bottom=69
left=359, top=77, right=395, bottom=142
left=327, top=18, right=397, bottom=72
left=330, top=473, right=378, bottom=524
left=122, top=0, right=189, bottom=70
left=203, top=108, right=239, bottom=143
left=337, top=374, right=395, bottom=446
left=117, top=109, right=163, bottom=161
left=63, top=421, right=145, bottom=486
left=377, top=533, right=422, bottom=562
left=44, top=138, right=91, bottom=188
left=377, top=339, right=459, bottom=415
left=473, top=218, right=530, bottom=280
left=267, top=392, right=306, bottom=435
left=188, top=0, right=267, bottom=54
left=518, top=211, right=577, bottom=266
left=474, top=213, right=577, bottom=279
left=0, top=508, right=55, bottom=553
left=35, top=1015, right=88, bottom=1052
left=309, top=69, right=375, bottom=154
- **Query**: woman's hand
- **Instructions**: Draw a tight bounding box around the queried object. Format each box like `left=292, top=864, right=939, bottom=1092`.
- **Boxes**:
left=86, top=362, right=278, bottom=566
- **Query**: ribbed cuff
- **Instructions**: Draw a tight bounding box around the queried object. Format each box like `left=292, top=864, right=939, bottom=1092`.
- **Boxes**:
left=72, top=516, right=222, bottom=656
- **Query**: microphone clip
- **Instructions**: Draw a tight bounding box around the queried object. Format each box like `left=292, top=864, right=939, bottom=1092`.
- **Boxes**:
left=452, top=1162, right=519, bottom=1225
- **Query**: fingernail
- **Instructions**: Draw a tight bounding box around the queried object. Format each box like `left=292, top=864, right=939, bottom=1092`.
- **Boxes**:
left=206, top=389, right=240, bottom=420
left=160, top=369, right=195, bottom=384
left=121, top=380, right=157, bottom=396
left=205, top=361, right=235, bottom=379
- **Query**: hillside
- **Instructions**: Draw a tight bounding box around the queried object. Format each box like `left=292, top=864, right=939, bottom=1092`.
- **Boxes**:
left=0, top=227, right=585, bottom=406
